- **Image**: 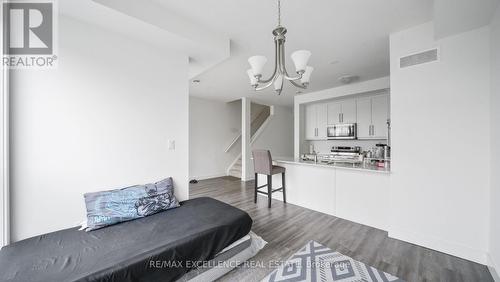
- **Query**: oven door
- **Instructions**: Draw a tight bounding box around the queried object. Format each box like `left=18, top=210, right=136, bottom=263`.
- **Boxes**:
left=327, top=124, right=357, bottom=139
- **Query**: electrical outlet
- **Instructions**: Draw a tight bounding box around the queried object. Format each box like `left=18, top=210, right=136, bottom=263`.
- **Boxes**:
left=168, top=140, right=175, bottom=150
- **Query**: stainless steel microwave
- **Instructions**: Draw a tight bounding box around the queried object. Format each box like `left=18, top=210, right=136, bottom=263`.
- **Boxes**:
left=327, top=123, right=357, bottom=140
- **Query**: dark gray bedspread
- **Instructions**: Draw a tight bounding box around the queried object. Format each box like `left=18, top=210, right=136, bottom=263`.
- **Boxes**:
left=0, top=197, right=252, bottom=282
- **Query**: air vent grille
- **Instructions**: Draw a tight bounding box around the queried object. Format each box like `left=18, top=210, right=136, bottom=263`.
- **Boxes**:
left=400, top=48, right=438, bottom=68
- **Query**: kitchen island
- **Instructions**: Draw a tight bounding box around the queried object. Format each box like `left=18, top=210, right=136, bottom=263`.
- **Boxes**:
left=257, top=158, right=390, bottom=231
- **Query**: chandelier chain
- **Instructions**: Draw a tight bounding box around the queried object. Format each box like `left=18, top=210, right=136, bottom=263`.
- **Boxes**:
left=277, top=0, right=281, bottom=26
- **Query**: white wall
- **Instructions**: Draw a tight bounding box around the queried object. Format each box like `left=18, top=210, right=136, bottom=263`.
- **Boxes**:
left=490, top=3, right=500, bottom=278
left=0, top=2, right=8, bottom=246
left=252, top=105, right=294, bottom=159
left=390, top=22, right=491, bottom=264
left=9, top=16, right=189, bottom=241
left=189, top=97, right=240, bottom=180
left=189, top=97, right=293, bottom=181
left=241, top=98, right=252, bottom=181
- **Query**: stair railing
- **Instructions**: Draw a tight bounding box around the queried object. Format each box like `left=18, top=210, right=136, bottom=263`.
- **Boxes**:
left=224, top=134, right=241, bottom=153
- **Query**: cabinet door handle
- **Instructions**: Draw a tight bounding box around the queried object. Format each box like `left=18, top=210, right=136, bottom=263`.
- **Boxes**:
left=339, top=113, right=341, bottom=123
left=342, top=113, right=344, bottom=123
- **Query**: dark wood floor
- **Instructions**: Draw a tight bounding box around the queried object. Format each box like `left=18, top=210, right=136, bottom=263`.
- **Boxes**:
left=189, top=176, right=493, bottom=282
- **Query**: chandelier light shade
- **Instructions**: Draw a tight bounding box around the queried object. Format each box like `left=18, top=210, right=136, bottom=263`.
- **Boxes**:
left=248, top=56, right=268, bottom=77
left=291, top=50, right=312, bottom=73
left=246, top=0, right=313, bottom=95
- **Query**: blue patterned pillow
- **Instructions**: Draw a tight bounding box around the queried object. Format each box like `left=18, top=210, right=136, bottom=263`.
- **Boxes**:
left=84, top=177, right=180, bottom=231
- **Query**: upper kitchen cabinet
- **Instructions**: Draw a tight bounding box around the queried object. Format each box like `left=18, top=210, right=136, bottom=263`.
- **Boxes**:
left=371, top=95, right=389, bottom=138
left=356, top=97, right=372, bottom=139
left=356, top=94, right=389, bottom=139
left=327, top=100, right=356, bottom=124
left=327, top=102, right=342, bottom=124
left=305, top=103, right=328, bottom=140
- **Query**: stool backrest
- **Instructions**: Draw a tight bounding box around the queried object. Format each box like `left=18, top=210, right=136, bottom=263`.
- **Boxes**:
left=252, top=150, right=273, bottom=175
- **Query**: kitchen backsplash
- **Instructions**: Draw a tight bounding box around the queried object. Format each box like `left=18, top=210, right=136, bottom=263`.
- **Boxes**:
left=306, top=140, right=388, bottom=154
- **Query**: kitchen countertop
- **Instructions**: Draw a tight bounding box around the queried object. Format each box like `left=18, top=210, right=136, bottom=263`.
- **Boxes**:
left=274, top=157, right=391, bottom=174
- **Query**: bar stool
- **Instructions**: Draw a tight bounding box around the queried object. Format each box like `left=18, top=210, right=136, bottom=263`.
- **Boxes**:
left=252, top=150, right=286, bottom=208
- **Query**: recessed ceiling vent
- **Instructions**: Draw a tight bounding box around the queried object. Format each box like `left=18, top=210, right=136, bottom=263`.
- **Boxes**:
left=400, top=48, right=439, bottom=68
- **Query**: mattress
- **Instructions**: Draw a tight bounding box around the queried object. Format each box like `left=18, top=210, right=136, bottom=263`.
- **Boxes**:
left=0, top=197, right=252, bottom=282
left=178, top=231, right=267, bottom=282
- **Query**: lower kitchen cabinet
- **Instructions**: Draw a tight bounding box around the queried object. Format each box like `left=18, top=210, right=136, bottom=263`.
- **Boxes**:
left=270, top=161, right=390, bottom=231
left=335, top=170, right=390, bottom=231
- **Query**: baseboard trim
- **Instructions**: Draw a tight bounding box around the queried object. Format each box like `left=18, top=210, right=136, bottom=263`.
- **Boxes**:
left=389, top=228, right=487, bottom=265
left=488, top=253, right=500, bottom=282
left=241, top=176, right=255, bottom=182
left=190, top=173, right=227, bottom=181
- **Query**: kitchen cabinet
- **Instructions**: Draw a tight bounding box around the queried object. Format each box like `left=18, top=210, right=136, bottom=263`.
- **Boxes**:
left=327, top=100, right=357, bottom=124
left=305, top=105, right=317, bottom=140
left=317, top=104, right=328, bottom=139
left=371, top=95, right=389, bottom=139
left=327, top=102, right=342, bottom=124
left=356, top=97, right=372, bottom=139
left=356, top=94, right=389, bottom=139
left=341, top=99, right=357, bottom=123
left=305, top=103, right=328, bottom=140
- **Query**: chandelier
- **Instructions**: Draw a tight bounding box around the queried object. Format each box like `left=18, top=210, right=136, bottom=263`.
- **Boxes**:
left=247, top=0, right=313, bottom=95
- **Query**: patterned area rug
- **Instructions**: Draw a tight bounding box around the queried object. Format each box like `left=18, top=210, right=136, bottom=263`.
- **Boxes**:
left=261, top=241, right=404, bottom=282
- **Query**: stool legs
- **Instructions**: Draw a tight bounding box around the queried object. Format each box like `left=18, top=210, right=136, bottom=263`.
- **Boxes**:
left=267, top=175, right=272, bottom=208
left=282, top=172, right=286, bottom=203
left=254, top=173, right=286, bottom=208
left=254, top=173, right=258, bottom=203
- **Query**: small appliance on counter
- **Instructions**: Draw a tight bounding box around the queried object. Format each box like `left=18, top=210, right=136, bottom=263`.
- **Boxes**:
left=364, top=144, right=391, bottom=168
left=373, top=144, right=385, bottom=159
left=301, top=153, right=318, bottom=162
left=331, top=146, right=361, bottom=154
left=320, top=146, right=363, bottom=164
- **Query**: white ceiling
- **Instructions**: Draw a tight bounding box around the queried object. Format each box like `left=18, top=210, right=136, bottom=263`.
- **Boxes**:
left=151, top=0, right=434, bottom=106
left=61, top=0, right=230, bottom=79
left=434, top=0, right=500, bottom=39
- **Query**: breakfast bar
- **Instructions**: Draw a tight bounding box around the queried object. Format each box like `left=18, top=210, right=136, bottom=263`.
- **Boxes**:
left=257, top=157, right=390, bottom=231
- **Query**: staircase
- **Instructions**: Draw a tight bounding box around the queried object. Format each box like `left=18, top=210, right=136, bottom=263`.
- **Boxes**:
left=251, top=106, right=271, bottom=136
left=225, top=103, right=272, bottom=179
left=228, top=158, right=242, bottom=178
